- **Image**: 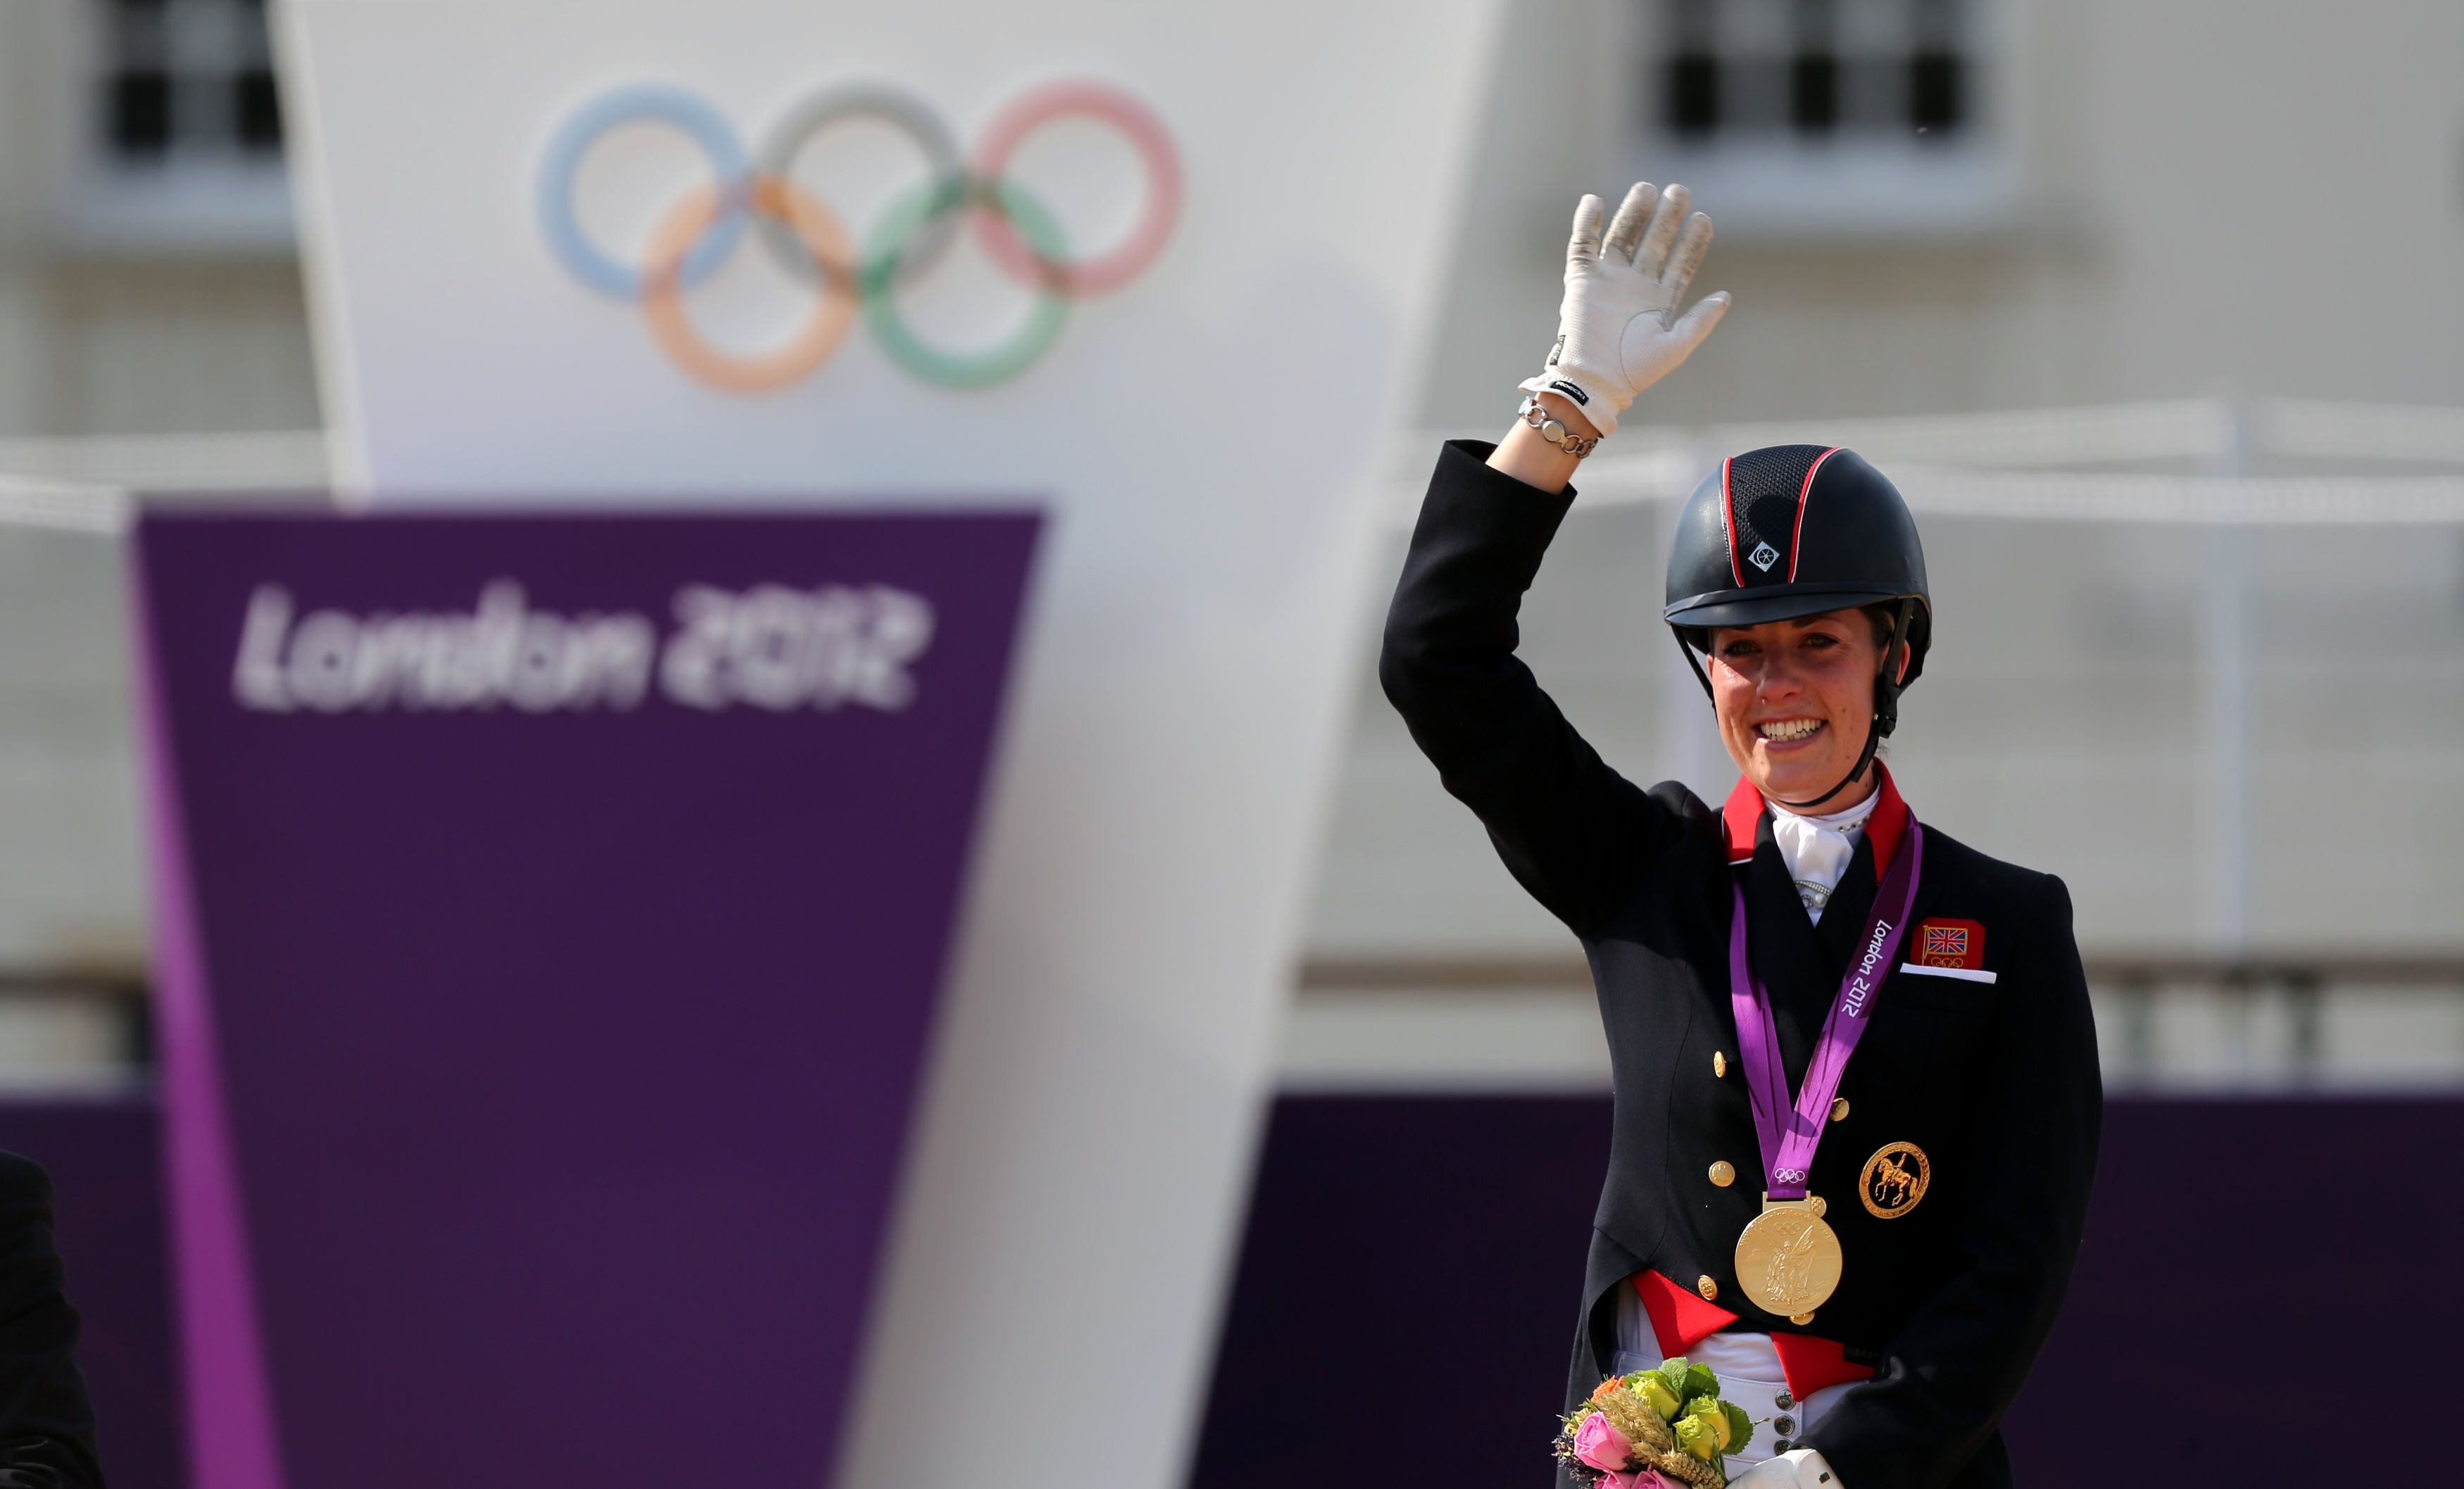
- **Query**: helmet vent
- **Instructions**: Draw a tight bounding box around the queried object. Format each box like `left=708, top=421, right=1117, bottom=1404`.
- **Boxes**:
left=1722, top=444, right=1833, bottom=587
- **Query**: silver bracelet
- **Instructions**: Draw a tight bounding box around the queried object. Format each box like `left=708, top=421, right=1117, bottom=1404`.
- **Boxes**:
left=1519, top=394, right=1600, bottom=458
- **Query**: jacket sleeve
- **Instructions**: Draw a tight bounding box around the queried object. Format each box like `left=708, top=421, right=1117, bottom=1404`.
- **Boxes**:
left=1806, top=874, right=2104, bottom=1489
left=1378, top=440, right=1676, bottom=935
left=0, top=1155, right=103, bottom=1489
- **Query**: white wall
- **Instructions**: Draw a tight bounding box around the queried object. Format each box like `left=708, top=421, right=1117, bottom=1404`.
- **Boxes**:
left=275, top=7, right=1505, bottom=1489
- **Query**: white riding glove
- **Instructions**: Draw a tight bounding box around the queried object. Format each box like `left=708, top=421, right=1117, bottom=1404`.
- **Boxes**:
left=1519, top=181, right=1730, bottom=436
left=1722, top=1447, right=1843, bottom=1489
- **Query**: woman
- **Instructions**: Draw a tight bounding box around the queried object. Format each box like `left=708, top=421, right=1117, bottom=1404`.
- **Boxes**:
left=1379, top=183, right=2101, bottom=1489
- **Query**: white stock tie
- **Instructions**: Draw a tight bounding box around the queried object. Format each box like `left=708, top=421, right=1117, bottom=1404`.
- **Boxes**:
left=1766, top=790, right=1881, bottom=924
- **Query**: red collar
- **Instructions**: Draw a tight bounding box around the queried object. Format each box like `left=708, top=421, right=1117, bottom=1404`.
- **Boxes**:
left=1723, top=764, right=1909, bottom=872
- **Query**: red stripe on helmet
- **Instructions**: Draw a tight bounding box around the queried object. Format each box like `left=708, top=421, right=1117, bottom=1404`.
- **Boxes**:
left=1786, top=446, right=1843, bottom=582
left=1721, top=457, right=1745, bottom=587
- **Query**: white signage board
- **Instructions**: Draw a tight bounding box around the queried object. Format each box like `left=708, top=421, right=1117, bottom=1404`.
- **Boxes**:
left=274, top=2, right=1503, bottom=1486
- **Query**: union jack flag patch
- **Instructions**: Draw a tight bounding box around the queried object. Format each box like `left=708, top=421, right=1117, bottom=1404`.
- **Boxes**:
left=1916, top=918, right=1985, bottom=970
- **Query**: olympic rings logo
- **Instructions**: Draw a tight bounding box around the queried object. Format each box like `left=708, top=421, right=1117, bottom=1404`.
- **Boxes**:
left=537, top=80, right=1181, bottom=392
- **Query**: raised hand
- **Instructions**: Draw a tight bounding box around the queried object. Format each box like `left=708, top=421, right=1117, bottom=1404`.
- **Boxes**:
left=1519, top=182, right=1730, bottom=436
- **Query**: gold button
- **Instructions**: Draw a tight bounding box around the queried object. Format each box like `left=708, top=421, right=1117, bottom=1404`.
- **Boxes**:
left=1714, top=1051, right=1728, bottom=1078
left=1806, top=1194, right=1826, bottom=1217
left=1790, top=1310, right=1816, bottom=1326
left=1708, top=1160, right=1736, bottom=1188
left=1830, top=1098, right=1850, bottom=1122
left=1696, top=1274, right=1719, bottom=1301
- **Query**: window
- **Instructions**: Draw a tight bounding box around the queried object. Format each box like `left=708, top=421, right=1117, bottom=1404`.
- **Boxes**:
left=1659, top=0, right=1968, bottom=142
left=1635, top=0, right=2013, bottom=237
left=101, top=0, right=281, bottom=163
left=60, top=0, right=293, bottom=252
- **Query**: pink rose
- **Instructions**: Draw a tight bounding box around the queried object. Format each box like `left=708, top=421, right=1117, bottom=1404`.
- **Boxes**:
left=1573, top=1412, right=1635, bottom=1473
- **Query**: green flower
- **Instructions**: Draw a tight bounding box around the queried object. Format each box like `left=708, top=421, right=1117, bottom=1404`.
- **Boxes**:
left=1690, top=1397, right=1736, bottom=1451
left=1636, top=1374, right=1683, bottom=1419
left=1672, top=1412, right=1722, bottom=1461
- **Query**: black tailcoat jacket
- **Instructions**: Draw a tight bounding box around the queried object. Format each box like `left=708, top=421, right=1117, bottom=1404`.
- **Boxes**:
left=0, top=1152, right=102, bottom=1488
left=1378, top=443, right=2102, bottom=1489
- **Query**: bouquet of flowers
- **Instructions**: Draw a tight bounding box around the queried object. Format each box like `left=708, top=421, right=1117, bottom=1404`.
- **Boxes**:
left=1554, top=1358, right=1756, bottom=1489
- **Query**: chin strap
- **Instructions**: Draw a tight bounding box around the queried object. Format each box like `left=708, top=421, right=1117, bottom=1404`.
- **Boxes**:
left=1679, top=598, right=1917, bottom=813
left=1674, top=629, right=1715, bottom=703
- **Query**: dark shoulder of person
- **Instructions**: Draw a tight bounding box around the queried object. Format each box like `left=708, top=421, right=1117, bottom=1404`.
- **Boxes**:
left=1916, top=824, right=2079, bottom=945
left=0, top=1152, right=103, bottom=1488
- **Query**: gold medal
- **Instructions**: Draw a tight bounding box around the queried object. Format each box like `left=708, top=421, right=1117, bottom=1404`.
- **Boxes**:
left=1734, top=1195, right=1843, bottom=1317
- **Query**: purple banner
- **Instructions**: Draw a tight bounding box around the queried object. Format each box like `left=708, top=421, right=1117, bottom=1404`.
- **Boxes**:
left=132, top=508, right=1038, bottom=1489
left=1195, top=1095, right=2464, bottom=1489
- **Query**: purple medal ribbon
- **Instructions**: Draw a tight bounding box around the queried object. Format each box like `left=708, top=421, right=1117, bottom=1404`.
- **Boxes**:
left=1728, top=816, right=1925, bottom=1200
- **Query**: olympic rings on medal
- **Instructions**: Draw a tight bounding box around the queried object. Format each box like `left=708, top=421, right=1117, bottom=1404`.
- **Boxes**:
left=537, top=77, right=1180, bottom=393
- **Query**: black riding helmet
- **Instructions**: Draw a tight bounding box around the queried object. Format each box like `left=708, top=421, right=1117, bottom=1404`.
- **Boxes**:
left=1663, top=445, right=1931, bottom=810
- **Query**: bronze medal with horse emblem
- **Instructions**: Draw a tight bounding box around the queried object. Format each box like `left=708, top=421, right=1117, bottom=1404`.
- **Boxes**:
left=1859, top=1141, right=1930, bottom=1219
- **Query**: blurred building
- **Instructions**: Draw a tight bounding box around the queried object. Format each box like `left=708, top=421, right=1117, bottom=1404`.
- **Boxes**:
left=1307, top=0, right=2464, bottom=1091
left=1420, top=0, right=2464, bottom=425
left=0, top=0, right=315, bottom=1081
left=1, top=0, right=2462, bottom=1088
left=0, top=0, right=315, bottom=435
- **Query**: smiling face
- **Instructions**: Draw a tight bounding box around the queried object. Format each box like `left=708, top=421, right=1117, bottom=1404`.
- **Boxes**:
left=1705, top=607, right=1905, bottom=808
